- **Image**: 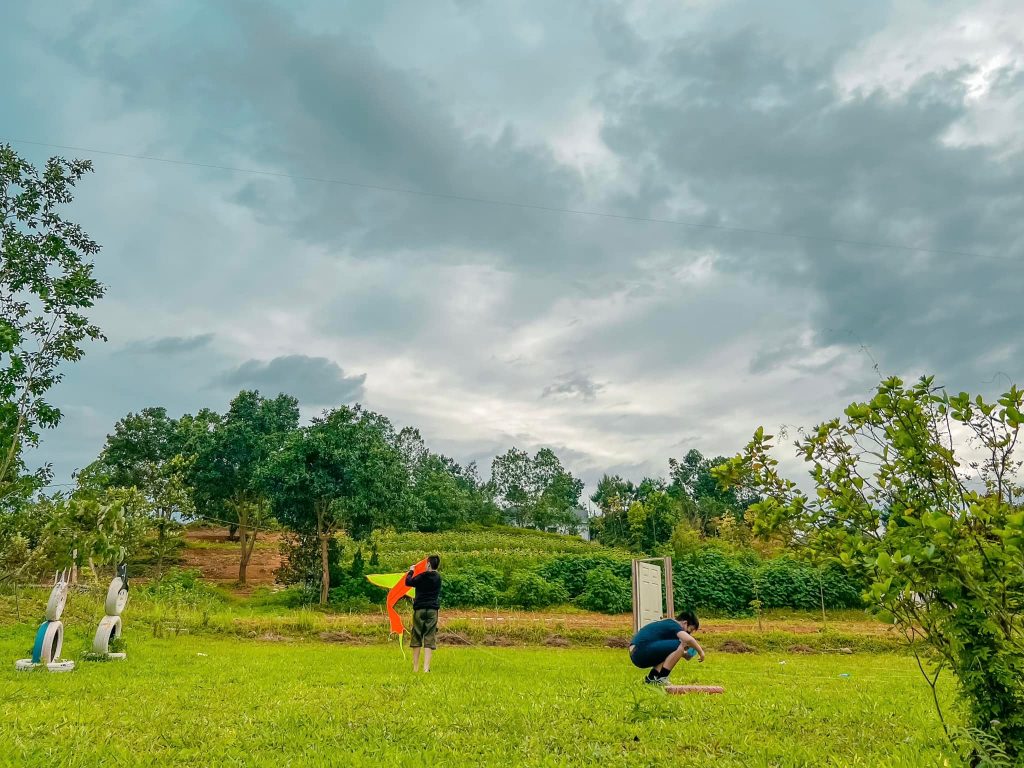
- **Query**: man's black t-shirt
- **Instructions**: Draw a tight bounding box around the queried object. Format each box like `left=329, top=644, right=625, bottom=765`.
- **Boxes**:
left=406, top=570, right=441, bottom=610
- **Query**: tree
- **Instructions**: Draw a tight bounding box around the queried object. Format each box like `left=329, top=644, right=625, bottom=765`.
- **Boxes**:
left=0, top=145, right=105, bottom=505
left=625, top=489, right=683, bottom=554
left=490, top=447, right=583, bottom=532
left=265, top=406, right=407, bottom=605
left=406, top=450, right=500, bottom=532
left=591, top=474, right=682, bottom=550
left=97, top=408, right=194, bottom=577
left=188, top=391, right=298, bottom=584
left=669, top=448, right=759, bottom=534
left=715, top=376, right=1024, bottom=761
left=67, top=461, right=151, bottom=579
left=0, top=479, right=142, bottom=612
left=489, top=448, right=533, bottom=527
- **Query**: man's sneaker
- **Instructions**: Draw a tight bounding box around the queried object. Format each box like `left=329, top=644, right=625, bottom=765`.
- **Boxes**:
left=644, top=674, right=669, bottom=686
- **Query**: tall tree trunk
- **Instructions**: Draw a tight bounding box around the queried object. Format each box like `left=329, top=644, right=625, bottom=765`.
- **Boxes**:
left=237, top=502, right=249, bottom=585
left=818, top=571, right=827, bottom=631
left=156, top=518, right=166, bottom=580
left=238, top=527, right=249, bottom=585
left=238, top=527, right=257, bottom=585
left=316, top=500, right=330, bottom=605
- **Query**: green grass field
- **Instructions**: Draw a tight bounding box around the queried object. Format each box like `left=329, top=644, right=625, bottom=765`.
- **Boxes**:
left=0, top=627, right=955, bottom=767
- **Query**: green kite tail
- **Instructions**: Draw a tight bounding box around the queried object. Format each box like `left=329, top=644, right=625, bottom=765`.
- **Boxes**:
left=365, top=573, right=416, bottom=597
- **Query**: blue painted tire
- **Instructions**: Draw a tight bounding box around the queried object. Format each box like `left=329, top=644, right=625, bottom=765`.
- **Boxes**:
left=31, top=622, right=50, bottom=664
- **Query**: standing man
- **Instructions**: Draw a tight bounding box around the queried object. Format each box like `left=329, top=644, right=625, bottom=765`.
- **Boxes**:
left=628, top=610, right=704, bottom=685
left=405, top=554, right=441, bottom=673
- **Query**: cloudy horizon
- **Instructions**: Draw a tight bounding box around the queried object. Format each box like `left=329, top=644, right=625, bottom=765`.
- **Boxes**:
left=3, top=0, right=1022, bottom=492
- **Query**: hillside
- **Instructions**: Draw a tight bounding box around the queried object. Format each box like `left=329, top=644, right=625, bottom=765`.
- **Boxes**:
left=180, top=525, right=627, bottom=591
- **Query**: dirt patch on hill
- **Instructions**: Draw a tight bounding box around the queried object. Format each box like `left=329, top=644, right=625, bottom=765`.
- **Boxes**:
left=481, top=634, right=515, bottom=647
left=437, top=632, right=471, bottom=646
left=180, top=528, right=283, bottom=592
left=787, top=644, right=817, bottom=654
left=318, top=631, right=357, bottom=643
left=544, top=635, right=571, bottom=648
left=719, top=639, right=757, bottom=653
left=604, top=635, right=631, bottom=649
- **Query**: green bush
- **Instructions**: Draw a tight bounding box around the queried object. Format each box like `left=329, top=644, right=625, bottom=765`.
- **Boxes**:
left=141, top=568, right=227, bottom=603
left=504, top=571, right=569, bottom=609
left=753, top=558, right=865, bottom=610
left=537, top=554, right=631, bottom=598
left=328, top=573, right=381, bottom=607
left=753, top=557, right=819, bottom=609
left=673, top=550, right=754, bottom=614
left=670, top=550, right=865, bottom=614
left=577, top=567, right=631, bottom=614
left=819, top=563, right=866, bottom=609
left=441, top=572, right=500, bottom=608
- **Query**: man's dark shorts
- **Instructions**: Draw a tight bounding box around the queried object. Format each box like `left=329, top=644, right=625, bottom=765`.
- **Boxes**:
left=410, top=608, right=438, bottom=649
left=629, top=638, right=681, bottom=668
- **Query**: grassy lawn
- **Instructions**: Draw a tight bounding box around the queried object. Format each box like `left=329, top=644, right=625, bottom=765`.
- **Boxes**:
left=0, top=627, right=954, bottom=767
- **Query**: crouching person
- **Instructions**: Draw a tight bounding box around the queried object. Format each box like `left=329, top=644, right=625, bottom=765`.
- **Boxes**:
left=628, top=610, right=704, bottom=685
left=406, top=554, right=441, bottom=672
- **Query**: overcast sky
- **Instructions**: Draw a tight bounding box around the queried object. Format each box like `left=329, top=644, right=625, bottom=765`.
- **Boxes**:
left=3, top=0, right=1022, bottom=491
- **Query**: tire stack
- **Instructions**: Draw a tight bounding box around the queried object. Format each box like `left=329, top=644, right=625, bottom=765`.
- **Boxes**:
left=15, top=572, right=75, bottom=672
left=92, top=572, right=128, bottom=660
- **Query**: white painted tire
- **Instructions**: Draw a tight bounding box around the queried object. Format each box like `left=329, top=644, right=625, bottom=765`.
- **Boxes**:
left=45, top=582, right=68, bottom=622
left=46, top=661, right=75, bottom=673
left=14, top=659, right=37, bottom=671
left=35, top=621, right=64, bottom=664
left=93, top=615, right=123, bottom=655
left=105, top=577, right=129, bottom=616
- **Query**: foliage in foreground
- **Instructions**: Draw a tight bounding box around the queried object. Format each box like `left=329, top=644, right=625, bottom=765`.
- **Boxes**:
left=717, top=376, right=1024, bottom=761
left=0, top=145, right=106, bottom=585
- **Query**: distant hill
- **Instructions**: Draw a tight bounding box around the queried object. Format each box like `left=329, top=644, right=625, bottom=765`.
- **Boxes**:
left=181, top=524, right=630, bottom=590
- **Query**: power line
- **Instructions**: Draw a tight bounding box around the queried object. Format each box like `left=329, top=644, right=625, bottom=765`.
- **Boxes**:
left=6, top=138, right=992, bottom=261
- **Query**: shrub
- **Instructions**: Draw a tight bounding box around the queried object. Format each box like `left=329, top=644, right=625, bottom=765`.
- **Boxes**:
left=504, top=571, right=569, bottom=609
left=753, top=558, right=865, bottom=610
left=327, top=573, right=381, bottom=606
left=441, top=573, right=500, bottom=608
left=819, top=563, right=864, bottom=609
left=673, top=550, right=754, bottom=614
left=577, top=567, right=631, bottom=614
left=537, top=554, right=631, bottom=598
left=753, top=557, right=819, bottom=609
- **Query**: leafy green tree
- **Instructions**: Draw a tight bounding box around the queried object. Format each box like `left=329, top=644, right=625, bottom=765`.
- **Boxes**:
left=591, top=475, right=683, bottom=551
left=716, top=377, right=1024, bottom=761
left=96, top=407, right=194, bottom=577
left=625, top=489, right=682, bottom=554
left=392, top=427, right=497, bottom=530
left=669, top=448, right=758, bottom=534
left=98, top=407, right=182, bottom=486
left=410, top=453, right=470, bottom=531
left=264, top=406, right=408, bottom=605
left=489, top=447, right=533, bottom=527
left=0, top=144, right=105, bottom=507
left=188, top=391, right=298, bottom=584
left=490, top=447, right=583, bottom=532
left=0, top=479, right=142, bottom=609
